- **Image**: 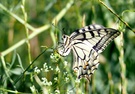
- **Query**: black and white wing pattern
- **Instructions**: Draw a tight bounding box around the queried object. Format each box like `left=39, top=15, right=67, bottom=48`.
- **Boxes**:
left=58, top=24, right=120, bottom=80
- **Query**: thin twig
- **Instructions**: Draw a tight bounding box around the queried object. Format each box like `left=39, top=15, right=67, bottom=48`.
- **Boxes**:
left=115, top=32, right=127, bottom=94
left=119, top=33, right=127, bottom=94
left=99, top=0, right=135, bottom=33
left=1, top=56, right=17, bottom=90
left=21, top=0, right=33, bottom=82
left=0, top=88, right=31, bottom=94
left=14, top=49, right=48, bottom=85
left=0, top=0, right=74, bottom=57
left=0, top=3, right=35, bottom=31
left=0, top=0, right=74, bottom=90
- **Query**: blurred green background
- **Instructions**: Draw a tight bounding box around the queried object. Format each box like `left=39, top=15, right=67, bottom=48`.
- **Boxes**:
left=0, top=0, right=135, bottom=94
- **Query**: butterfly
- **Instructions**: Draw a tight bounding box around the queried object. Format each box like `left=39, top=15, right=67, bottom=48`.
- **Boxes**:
left=57, top=24, right=120, bottom=80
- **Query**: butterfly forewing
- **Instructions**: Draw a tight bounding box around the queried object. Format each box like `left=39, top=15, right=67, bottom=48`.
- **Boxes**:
left=58, top=24, right=120, bottom=80
left=92, top=28, right=120, bottom=53
left=70, top=24, right=105, bottom=39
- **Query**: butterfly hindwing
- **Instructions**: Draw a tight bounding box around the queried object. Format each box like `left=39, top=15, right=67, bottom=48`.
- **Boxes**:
left=72, top=41, right=99, bottom=79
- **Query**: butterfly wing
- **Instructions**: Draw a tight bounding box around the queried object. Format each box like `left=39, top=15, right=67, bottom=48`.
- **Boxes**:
left=71, top=24, right=120, bottom=53
left=70, top=24, right=120, bottom=79
left=72, top=41, right=99, bottom=79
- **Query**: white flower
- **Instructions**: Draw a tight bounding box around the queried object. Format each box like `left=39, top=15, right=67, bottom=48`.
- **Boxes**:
left=47, top=81, right=52, bottom=86
left=75, top=78, right=80, bottom=83
left=34, top=67, right=40, bottom=74
left=49, top=66, right=53, bottom=70
left=55, top=66, right=60, bottom=73
left=54, top=77, right=58, bottom=81
left=67, top=89, right=73, bottom=94
left=43, top=63, right=47, bottom=68
left=64, top=72, right=68, bottom=76
left=41, top=77, right=52, bottom=86
left=43, top=62, right=49, bottom=72
left=30, top=85, right=36, bottom=93
left=55, top=90, right=60, bottom=94
left=42, top=77, right=47, bottom=83
left=65, top=77, right=69, bottom=82
left=63, top=61, right=68, bottom=67
left=50, top=53, right=54, bottom=59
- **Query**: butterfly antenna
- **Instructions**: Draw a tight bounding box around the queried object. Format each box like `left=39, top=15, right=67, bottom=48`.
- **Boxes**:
left=51, top=23, right=63, bottom=32
left=62, top=28, right=66, bottom=34
left=51, top=23, right=65, bottom=43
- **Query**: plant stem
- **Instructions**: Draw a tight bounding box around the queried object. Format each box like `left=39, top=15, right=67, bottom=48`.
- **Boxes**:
left=14, top=49, right=47, bottom=84
left=99, top=0, right=135, bottom=33
left=1, top=56, right=16, bottom=90
left=119, top=33, right=127, bottom=94
left=0, top=0, right=74, bottom=90
left=0, top=0, right=74, bottom=57
left=21, top=0, right=33, bottom=82
left=0, top=3, right=35, bottom=31
left=115, top=32, right=127, bottom=94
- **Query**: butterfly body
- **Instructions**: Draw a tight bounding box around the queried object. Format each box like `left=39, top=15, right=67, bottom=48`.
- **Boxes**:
left=58, top=24, right=120, bottom=80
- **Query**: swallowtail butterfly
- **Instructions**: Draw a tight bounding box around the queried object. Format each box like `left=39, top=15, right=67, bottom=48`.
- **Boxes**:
left=58, top=24, right=120, bottom=80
